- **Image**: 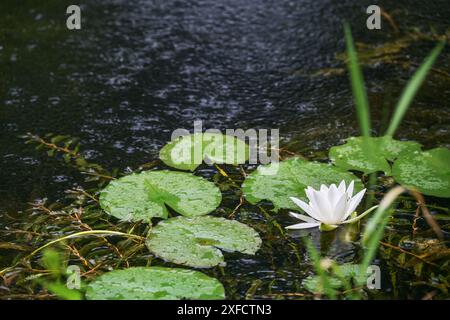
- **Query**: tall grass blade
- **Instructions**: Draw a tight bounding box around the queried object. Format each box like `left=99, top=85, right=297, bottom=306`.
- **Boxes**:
left=344, top=23, right=371, bottom=137
left=385, top=42, right=445, bottom=136
left=359, top=186, right=405, bottom=283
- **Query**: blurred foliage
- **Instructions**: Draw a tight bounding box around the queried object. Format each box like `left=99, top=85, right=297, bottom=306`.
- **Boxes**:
left=34, top=249, right=83, bottom=300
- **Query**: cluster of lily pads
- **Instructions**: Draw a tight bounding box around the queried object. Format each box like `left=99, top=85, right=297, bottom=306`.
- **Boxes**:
left=85, top=130, right=449, bottom=299
left=330, top=136, right=450, bottom=198
left=88, top=134, right=258, bottom=300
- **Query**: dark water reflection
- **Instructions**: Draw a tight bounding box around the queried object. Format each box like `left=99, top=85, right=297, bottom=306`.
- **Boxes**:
left=1, top=0, right=449, bottom=204
left=0, top=0, right=449, bottom=298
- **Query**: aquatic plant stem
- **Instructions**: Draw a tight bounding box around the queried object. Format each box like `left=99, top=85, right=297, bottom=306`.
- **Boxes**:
left=341, top=205, right=379, bottom=224
left=29, top=230, right=144, bottom=258
left=0, top=231, right=144, bottom=276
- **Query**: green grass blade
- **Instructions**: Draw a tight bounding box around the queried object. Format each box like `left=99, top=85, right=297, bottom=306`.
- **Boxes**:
left=344, top=23, right=371, bottom=137
left=385, top=42, right=445, bottom=136
left=359, top=186, right=405, bottom=283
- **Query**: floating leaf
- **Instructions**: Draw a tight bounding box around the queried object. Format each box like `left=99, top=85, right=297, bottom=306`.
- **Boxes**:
left=146, top=216, right=261, bottom=268
left=303, top=264, right=360, bottom=294
left=242, top=157, right=363, bottom=211
left=99, top=170, right=222, bottom=222
left=85, top=267, right=225, bottom=300
left=159, top=133, right=249, bottom=171
left=392, top=148, right=450, bottom=198
left=329, top=136, right=422, bottom=175
left=303, top=275, right=342, bottom=294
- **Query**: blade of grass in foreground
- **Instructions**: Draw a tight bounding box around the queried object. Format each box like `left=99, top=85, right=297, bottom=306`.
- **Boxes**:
left=359, top=186, right=405, bottom=284
left=385, top=42, right=445, bottom=136
left=344, top=23, right=371, bottom=137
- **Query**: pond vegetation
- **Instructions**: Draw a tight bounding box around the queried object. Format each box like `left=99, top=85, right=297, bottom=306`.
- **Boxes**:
left=0, top=3, right=449, bottom=300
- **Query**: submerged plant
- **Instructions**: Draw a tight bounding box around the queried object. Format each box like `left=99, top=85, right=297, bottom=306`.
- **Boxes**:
left=286, top=180, right=377, bottom=231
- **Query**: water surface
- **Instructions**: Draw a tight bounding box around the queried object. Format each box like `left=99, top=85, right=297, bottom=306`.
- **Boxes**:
left=0, top=0, right=449, bottom=298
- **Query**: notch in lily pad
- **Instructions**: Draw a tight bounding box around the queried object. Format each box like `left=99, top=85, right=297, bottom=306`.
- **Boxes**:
left=159, top=133, right=249, bottom=171
left=242, top=157, right=364, bottom=211
left=146, top=216, right=262, bottom=268
left=99, top=170, right=222, bottom=222
left=329, top=136, right=422, bottom=175
left=86, top=267, right=225, bottom=300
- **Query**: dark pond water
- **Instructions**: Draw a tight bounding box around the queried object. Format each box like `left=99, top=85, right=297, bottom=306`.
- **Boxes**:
left=0, top=0, right=449, bottom=299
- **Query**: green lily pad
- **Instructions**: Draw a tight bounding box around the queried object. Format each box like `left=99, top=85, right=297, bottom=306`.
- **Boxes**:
left=159, top=133, right=249, bottom=171
left=146, top=216, right=262, bottom=268
left=329, top=136, right=422, bottom=175
left=303, top=275, right=342, bottom=294
left=242, top=157, right=364, bottom=211
left=99, top=170, right=222, bottom=222
left=85, top=267, right=225, bottom=300
left=392, top=148, right=450, bottom=198
left=303, top=264, right=361, bottom=294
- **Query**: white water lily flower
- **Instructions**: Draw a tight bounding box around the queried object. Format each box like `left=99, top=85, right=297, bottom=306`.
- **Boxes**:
left=286, top=180, right=377, bottom=231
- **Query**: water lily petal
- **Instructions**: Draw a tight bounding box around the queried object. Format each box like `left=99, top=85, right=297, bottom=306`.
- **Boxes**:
left=344, top=188, right=366, bottom=219
left=332, top=192, right=348, bottom=223
left=289, top=197, right=322, bottom=221
left=319, top=185, right=331, bottom=205
left=311, top=190, right=332, bottom=221
left=305, top=188, right=324, bottom=219
left=286, top=222, right=320, bottom=230
left=338, top=180, right=346, bottom=193
left=346, top=180, right=355, bottom=198
left=305, top=187, right=315, bottom=202
left=289, top=212, right=318, bottom=224
left=328, top=184, right=341, bottom=207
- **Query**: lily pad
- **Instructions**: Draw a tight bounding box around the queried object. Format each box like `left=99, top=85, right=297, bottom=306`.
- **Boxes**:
left=159, top=133, right=249, bottom=171
left=329, top=136, right=422, bottom=175
left=85, top=267, right=225, bottom=300
left=242, top=157, right=363, bottom=211
left=99, top=170, right=222, bottom=222
left=303, top=275, right=342, bottom=294
left=303, top=264, right=361, bottom=294
left=146, top=216, right=262, bottom=268
left=392, top=148, right=450, bottom=198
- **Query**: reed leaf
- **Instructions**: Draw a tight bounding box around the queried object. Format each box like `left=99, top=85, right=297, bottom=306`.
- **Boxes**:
left=344, top=23, right=371, bottom=137
left=385, top=42, right=445, bottom=136
left=359, top=186, right=405, bottom=282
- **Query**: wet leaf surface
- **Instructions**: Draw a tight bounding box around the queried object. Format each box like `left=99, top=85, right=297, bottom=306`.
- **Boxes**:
left=242, top=157, right=364, bottom=210
left=392, top=148, right=450, bottom=197
left=86, top=267, right=225, bottom=300
left=99, top=170, right=222, bottom=222
left=146, top=216, right=262, bottom=268
left=160, top=133, right=249, bottom=171
left=329, top=136, right=422, bottom=175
